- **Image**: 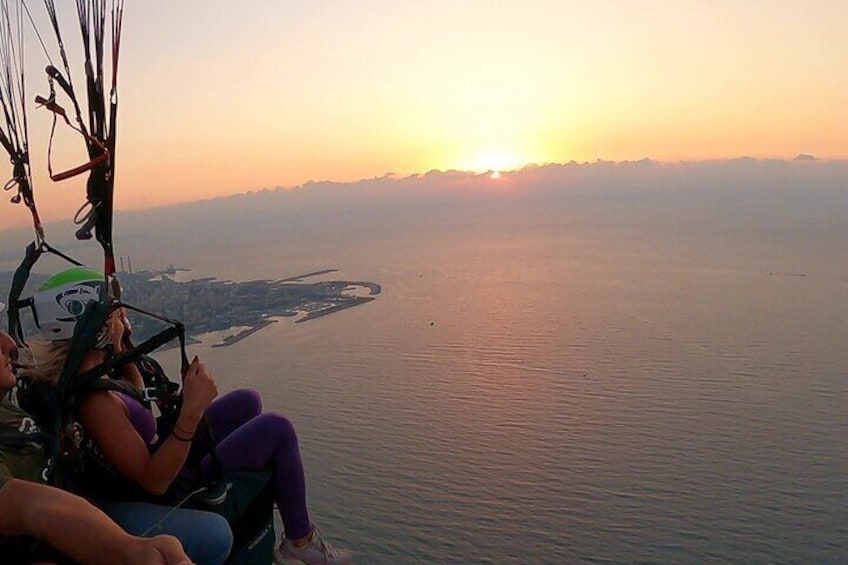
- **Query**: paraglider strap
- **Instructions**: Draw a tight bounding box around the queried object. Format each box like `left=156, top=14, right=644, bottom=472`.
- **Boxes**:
left=35, top=91, right=109, bottom=183
left=42, top=299, right=185, bottom=479
left=71, top=306, right=189, bottom=401
left=6, top=241, right=84, bottom=346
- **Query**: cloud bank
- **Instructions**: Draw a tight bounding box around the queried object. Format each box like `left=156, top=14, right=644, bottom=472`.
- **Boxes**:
left=2, top=158, right=845, bottom=269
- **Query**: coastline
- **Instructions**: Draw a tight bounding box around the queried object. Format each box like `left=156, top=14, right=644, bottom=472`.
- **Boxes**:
left=209, top=296, right=376, bottom=346
left=0, top=266, right=381, bottom=349
left=295, top=296, right=376, bottom=323
left=211, top=319, right=277, bottom=348
left=276, top=269, right=339, bottom=282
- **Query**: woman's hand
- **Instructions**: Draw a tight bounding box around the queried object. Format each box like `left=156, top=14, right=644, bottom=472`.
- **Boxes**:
left=79, top=355, right=215, bottom=496
left=106, top=308, right=128, bottom=353
left=178, top=356, right=218, bottom=430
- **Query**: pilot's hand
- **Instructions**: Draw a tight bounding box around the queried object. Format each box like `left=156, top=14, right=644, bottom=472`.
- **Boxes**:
left=126, top=534, right=193, bottom=565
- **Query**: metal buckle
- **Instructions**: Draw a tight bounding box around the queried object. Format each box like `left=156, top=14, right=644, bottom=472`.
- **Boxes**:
left=141, top=386, right=160, bottom=402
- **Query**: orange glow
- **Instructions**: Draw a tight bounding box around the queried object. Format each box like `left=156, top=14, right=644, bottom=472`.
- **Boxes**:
left=464, top=149, right=535, bottom=174
left=0, top=1, right=846, bottom=230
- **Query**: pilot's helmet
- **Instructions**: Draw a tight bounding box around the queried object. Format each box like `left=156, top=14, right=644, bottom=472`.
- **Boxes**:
left=31, top=266, right=106, bottom=341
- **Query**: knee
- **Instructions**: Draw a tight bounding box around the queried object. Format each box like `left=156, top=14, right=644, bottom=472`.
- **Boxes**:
left=257, top=413, right=298, bottom=446
left=129, top=505, right=233, bottom=565
left=190, top=511, right=233, bottom=565
left=230, top=388, right=263, bottom=416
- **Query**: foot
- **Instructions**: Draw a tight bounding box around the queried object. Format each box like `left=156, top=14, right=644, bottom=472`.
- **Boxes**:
left=273, top=524, right=353, bottom=565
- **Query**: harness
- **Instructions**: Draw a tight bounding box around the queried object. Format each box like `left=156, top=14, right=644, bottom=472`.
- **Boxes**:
left=68, top=358, right=186, bottom=504
left=1, top=7, right=278, bottom=563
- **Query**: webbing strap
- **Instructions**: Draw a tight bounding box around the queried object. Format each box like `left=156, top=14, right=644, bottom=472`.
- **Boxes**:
left=7, top=242, right=41, bottom=344
left=86, top=377, right=150, bottom=407
left=40, top=300, right=109, bottom=475
left=72, top=321, right=188, bottom=396
left=120, top=302, right=190, bottom=375
left=6, top=241, right=83, bottom=345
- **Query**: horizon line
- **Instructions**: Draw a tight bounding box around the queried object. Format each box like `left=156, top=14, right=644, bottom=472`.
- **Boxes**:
left=1, top=154, right=845, bottom=237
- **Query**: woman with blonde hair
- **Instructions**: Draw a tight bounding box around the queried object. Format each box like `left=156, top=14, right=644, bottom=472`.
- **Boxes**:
left=27, top=267, right=352, bottom=565
left=0, top=320, right=195, bottom=565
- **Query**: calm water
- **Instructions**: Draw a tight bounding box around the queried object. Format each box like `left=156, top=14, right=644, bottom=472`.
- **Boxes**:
left=21, top=172, right=848, bottom=563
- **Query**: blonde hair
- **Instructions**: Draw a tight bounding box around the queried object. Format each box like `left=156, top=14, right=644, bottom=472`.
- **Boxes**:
left=19, top=340, right=72, bottom=387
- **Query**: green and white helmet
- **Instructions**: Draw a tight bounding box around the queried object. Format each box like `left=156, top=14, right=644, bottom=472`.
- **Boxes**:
left=32, top=266, right=106, bottom=340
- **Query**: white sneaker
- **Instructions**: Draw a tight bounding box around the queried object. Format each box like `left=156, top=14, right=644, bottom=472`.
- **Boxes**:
left=273, top=524, right=353, bottom=565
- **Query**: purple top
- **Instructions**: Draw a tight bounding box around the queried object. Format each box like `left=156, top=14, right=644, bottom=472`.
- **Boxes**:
left=113, top=391, right=157, bottom=445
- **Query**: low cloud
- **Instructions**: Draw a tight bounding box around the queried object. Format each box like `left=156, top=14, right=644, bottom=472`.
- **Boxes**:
left=2, top=158, right=846, bottom=271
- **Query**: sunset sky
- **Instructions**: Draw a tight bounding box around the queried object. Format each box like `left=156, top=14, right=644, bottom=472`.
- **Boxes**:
left=2, top=0, right=847, bottom=228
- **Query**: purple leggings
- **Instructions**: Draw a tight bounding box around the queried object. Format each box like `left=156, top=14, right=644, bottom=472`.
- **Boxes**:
left=192, top=389, right=311, bottom=540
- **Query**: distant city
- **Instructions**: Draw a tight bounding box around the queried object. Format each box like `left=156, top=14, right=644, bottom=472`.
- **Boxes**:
left=1, top=266, right=381, bottom=347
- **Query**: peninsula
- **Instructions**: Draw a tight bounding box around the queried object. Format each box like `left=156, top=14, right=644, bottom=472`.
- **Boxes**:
left=0, top=268, right=381, bottom=347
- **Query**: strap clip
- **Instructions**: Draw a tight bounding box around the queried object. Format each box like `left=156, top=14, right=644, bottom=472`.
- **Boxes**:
left=141, top=386, right=161, bottom=402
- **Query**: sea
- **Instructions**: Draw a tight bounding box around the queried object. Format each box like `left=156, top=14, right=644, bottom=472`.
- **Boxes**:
left=3, top=162, right=846, bottom=564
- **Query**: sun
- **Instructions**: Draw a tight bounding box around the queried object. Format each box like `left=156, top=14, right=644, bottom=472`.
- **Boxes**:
left=466, top=149, right=527, bottom=175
